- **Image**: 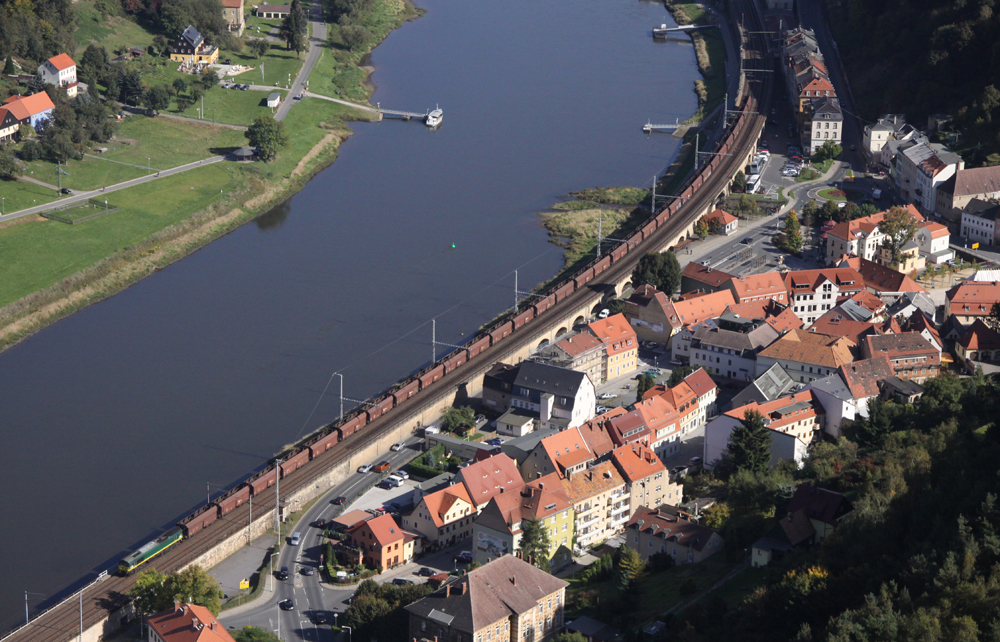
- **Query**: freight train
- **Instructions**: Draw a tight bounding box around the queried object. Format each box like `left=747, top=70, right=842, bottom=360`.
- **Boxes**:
left=117, top=86, right=764, bottom=578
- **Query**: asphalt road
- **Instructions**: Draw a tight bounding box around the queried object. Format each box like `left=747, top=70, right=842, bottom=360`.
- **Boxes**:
left=0, top=156, right=225, bottom=224
left=275, top=5, right=328, bottom=122
left=217, top=436, right=468, bottom=642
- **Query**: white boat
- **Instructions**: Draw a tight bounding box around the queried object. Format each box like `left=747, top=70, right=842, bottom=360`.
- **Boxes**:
left=652, top=23, right=669, bottom=38
left=425, top=108, right=443, bottom=127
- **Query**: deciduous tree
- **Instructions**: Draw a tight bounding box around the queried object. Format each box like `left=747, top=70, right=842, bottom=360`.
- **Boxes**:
left=668, top=365, right=696, bottom=387
left=636, top=373, right=655, bottom=403
left=441, top=405, right=475, bottom=434
left=631, top=251, right=681, bottom=295
left=245, top=115, right=288, bottom=161
left=694, top=216, right=709, bottom=238
left=988, top=302, right=1000, bottom=332
left=732, top=169, right=747, bottom=193
left=878, top=205, right=919, bottom=266
left=143, top=85, right=171, bottom=114
left=613, top=546, right=644, bottom=595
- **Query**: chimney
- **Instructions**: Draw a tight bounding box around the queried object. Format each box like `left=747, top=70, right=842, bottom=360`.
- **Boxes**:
left=460, top=582, right=468, bottom=595
left=446, top=584, right=452, bottom=597
left=210, top=622, right=217, bottom=631
left=511, top=576, right=517, bottom=586
left=191, top=617, right=200, bottom=630
left=173, top=601, right=181, bottom=613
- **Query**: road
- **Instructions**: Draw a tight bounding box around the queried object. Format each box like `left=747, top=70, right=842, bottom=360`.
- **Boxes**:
left=217, top=437, right=465, bottom=642
left=0, top=156, right=226, bottom=224
left=275, top=5, right=328, bottom=121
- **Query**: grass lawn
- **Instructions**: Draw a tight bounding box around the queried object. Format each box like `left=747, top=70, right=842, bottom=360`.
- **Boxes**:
left=0, top=181, right=60, bottom=213
left=167, top=87, right=284, bottom=127
left=795, top=168, right=821, bottom=182
left=245, top=16, right=283, bottom=36
left=0, top=163, right=237, bottom=307
left=20, top=117, right=245, bottom=191
left=73, top=0, right=156, bottom=55
left=225, top=44, right=307, bottom=89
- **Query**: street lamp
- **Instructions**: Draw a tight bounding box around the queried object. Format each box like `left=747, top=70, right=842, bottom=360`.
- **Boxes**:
left=343, top=625, right=352, bottom=642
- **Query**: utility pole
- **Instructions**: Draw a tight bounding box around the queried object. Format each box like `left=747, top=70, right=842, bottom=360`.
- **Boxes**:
left=201, top=95, right=204, bottom=120
left=513, top=271, right=518, bottom=315
left=274, top=460, right=282, bottom=542
left=57, top=162, right=61, bottom=196
left=79, top=591, right=82, bottom=642
left=651, top=174, right=657, bottom=212
left=248, top=493, right=252, bottom=545
left=336, top=373, right=344, bottom=421
left=207, top=482, right=210, bottom=505
left=595, top=214, right=603, bottom=259
left=432, top=319, right=436, bottom=363
left=695, top=132, right=700, bottom=170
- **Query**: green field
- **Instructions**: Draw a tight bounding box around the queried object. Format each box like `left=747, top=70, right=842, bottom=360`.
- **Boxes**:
left=20, top=117, right=246, bottom=191
left=0, top=164, right=237, bottom=307
left=168, top=87, right=283, bottom=127
left=73, top=0, right=156, bottom=54
left=225, top=44, right=307, bottom=89
left=0, top=182, right=60, bottom=214
left=245, top=16, right=283, bottom=36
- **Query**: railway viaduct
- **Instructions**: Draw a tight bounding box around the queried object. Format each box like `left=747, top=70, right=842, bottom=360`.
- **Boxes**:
left=1, top=1, right=772, bottom=640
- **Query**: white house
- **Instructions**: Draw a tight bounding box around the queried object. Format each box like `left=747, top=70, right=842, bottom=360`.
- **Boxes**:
left=704, top=391, right=821, bottom=469
left=37, top=53, right=77, bottom=97
left=913, top=221, right=954, bottom=264
left=267, top=92, right=281, bottom=108
left=960, top=199, right=999, bottom=248
left=510, top=361, right=596, bottom=431
left=807, top=97, right=842, bottom=154
left=891, top=140, right=963, bottom=215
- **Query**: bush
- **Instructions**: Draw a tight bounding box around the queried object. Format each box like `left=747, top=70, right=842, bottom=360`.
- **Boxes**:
left=18, top=140, right=42, bottom=161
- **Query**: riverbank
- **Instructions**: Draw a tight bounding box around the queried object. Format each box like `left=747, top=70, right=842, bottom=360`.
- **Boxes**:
left=536, top=0, right=728, bottom=282
left=0, top=0, right=415, bottom=354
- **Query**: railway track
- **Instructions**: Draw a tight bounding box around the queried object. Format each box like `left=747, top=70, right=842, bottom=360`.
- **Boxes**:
left=3, top=2, right=772, bottom=640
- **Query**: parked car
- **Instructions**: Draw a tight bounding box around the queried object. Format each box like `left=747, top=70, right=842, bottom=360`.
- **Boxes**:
left=455, top=551, right=474, bottom=562
left=240, top=84, right=249, bottom=90
left=224, top=58, right=232, bottom=64
left=366, top=507, right=387, bottom=516
left=598, top=392, right=616, bottom=400
left=418, top=567, right=436, bottom=577
left=377, top=479, right=396, bottom=490
left=394, top=470, right=409, bottom=480
left=595, top=405, right=609, bottom=414
left=390, top=442, right=406, bottom=452
left=474, top=414, right=487, bottom=427
left=60, top=188, right=72, bottom=194
left=486, top=437, right=504, bottom=446
left=374, top=461, right=391, bottom=473
left=598, top=309, right=610, bottom=319
left=392, top=578, right=413, bottom=586
left=358, top=463, right=373, bottom=474
left=279, top=599, right=294, bottom=611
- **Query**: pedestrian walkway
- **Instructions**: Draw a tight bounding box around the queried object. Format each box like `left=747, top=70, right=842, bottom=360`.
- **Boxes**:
left=209, top=533, right=278, bottom=599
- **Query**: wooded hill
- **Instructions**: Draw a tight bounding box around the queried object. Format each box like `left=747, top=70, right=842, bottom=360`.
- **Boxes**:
left=825, top=0, right=1000, bottom=167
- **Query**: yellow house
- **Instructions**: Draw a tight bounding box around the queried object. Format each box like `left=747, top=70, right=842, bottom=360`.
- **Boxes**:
left=169, top=26, right=220, bottom=64
left=587, top=313, right=638, bottom=382
left=401, top=484, right=476, bottom=549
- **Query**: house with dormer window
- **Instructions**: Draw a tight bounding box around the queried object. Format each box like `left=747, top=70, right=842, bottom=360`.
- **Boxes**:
left=170, top=26, right=219, bottom=64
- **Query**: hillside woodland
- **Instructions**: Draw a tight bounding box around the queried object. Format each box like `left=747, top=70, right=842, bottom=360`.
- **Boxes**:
left=825, top=0, right=1000, bottom=166
left=661, top=371, right=1000, bottom=642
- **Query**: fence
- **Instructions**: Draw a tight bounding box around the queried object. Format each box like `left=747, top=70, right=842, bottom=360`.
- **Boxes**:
left=40, top=199, right=120, bottom=225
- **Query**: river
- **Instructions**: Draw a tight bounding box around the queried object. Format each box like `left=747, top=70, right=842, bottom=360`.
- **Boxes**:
left=0, top=0, right=698, bottom=629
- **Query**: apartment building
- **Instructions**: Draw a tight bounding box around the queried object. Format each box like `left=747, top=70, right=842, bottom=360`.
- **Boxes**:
left=755, top=328, right=856, bottom=384
left=561, top=462, right=628, bottom=549
left=782, top=268, right=865, bottom=325
left=610, top=443, right=680, bottom=516
left=587, top=314, right=638, bottom=381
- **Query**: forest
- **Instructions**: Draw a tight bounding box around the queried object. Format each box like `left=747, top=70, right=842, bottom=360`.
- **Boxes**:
left=659, top=371, right=1000, bottom=641
left=825, top=0, right=1000, bottom=166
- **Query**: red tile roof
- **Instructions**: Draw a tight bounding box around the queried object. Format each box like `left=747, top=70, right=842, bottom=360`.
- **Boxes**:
left=683, top=367, right=717, bottom=400
left=705, top=209, right=737, bottom=225
left=958, top=320, right=1000, bottom=351
left=456, top=454, right=524, bottom=506
left=837, top=257, right=925, bottom=294
left=626, top=506, right=719, bottom=551
left=725, top=390, right=824, bottom=434
left=611, top=443, right=666, bottom=483
left=783, top=267, right=864, bottom=296
left=540, top=427, right=595, bottom=475
left=809, top=309, right=877, bottom=346
left=606, top=409, right=652, bottom=446
left=918, top=221, right=949, bottom=238
left=681, top=262, right=735, bottom=289
left=839, top=355, right=895, bottom=399
left=946, top=281, right=1000, bottom=317
left=587, top=313, right=637, bottom=356
left=724, top=299, right=802, bottom=332
left=146, top=603, right=235, bottom=642
left=46, top=53, right=76, bottom=71
left=421, top=484, right=475, bottom=527
left=554, top=331, right=604, bottom=358
left=724, top=272, right=788, bottom=302
left=350, top=513, right=406, bottom=548
left=2, top=92, right=55, bottom=118
left=758, top=328, right=856, bottom=368
left=633, top=394, right=679, bottom=440
left=862, top=332, right=938, bottom=360
left=669, top=290, right=736, bottom=327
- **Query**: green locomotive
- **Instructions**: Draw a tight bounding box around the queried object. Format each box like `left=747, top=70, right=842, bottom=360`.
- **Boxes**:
left=118, top=526, right=184, bottom=575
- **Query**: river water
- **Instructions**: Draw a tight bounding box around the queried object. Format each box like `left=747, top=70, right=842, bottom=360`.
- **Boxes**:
left=0, top=0, right=698, bottom=629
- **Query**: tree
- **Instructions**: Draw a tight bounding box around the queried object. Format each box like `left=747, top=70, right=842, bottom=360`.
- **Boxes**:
left=0, top=146, right=17, bottom=180
left=631, top=251, right=681, bottom=295
left=199, top=67, right=219, bottom=89
left=821, top=198, right=841, bottom=222
left=636, top=373, right=655, bottom=403
left=801, top=199, right=819, bottom=226
left=732, top=169, right=747, bottom=193
left=79, top=44, right=109, bottom=85
left=851, top=397, right=895, bottom=446
left=988, top=302, right=1000, bottom=332
left=341, top=25, right=371, bottom=51
left=518, top=518, right=552, bottom=572
left=780, top=210, right=803, bottom=254
left=727, top=409, right=770, bottom=474
left=245, top=115, right=288, bottom=161
left=878, top=205, right=919, bottom=266
left=247, top=37, right=271, bottom=58
left=172, top=77, right=188, bottom=96
left=707, top=217, right=724, bottom=234
left=281, top=0, right=308, bottom=55
left=694, top=216, right=710, bottom=238
left=814, top=140, right=842, bottom=163
left=190, top=86, right=204, bottom=104
left=153, top=35, right=168, bottom=56
left=143, top=85, right=171, bottom=114
left=176, top=99, right=191, bottom=112
left=668, top=365, right=696, bottom=387
left=613, top=546, right=644, bottom=595
left=232, top=626, right=282, bottom=642
left=441, top=406, right=475, bottom=434
left=126, top=566, right=224, bottom=616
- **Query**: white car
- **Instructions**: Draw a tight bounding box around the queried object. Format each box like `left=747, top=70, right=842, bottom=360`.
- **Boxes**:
left=394, top=470, right=409, bottom=480
left=598, top=393, right=616, bottom=400
left=595, top=405, right=609, bottom=414
left=358, top=463, right=373, bottom=474
left=390, top=442, right=406, bottom=452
